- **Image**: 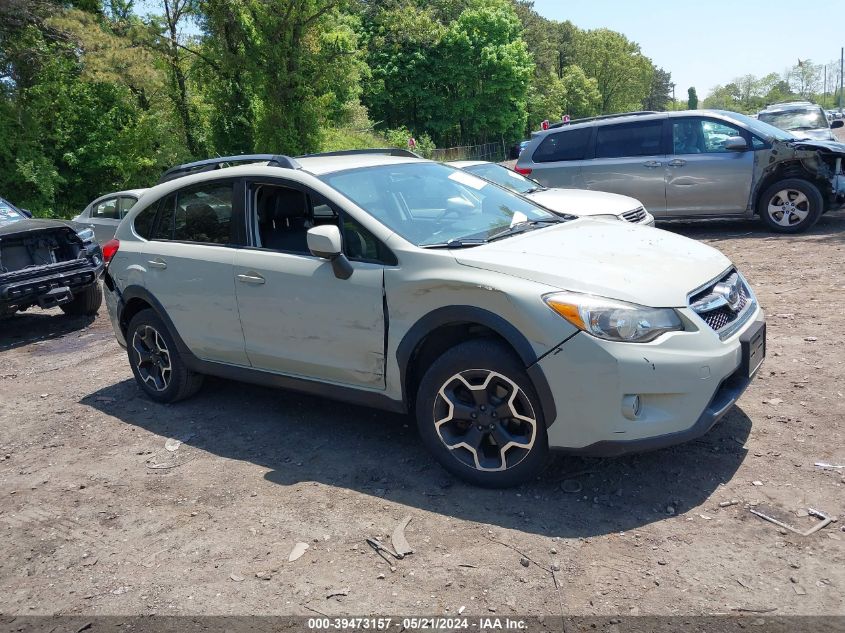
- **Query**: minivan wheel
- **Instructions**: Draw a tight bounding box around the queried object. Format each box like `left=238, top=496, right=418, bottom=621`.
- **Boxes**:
left=415, top=339, right=549, bottom=488
left=758, top=179, right=822, bottom=233
left=126, top=309, right=204, bottom=403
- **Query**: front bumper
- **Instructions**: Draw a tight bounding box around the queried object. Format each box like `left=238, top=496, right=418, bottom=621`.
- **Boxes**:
left=0, top=259, right=102, bottom=310
left=539, top=307, right=764, bottom=454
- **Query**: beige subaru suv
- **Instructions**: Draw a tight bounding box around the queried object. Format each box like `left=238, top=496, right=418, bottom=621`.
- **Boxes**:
left=102, top=150, right=765, bottom=487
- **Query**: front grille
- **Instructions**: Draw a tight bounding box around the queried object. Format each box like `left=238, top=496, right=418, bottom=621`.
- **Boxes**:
left=689, top=269, right=754, bottom=338
left=621, top=207, right=647, bottom=223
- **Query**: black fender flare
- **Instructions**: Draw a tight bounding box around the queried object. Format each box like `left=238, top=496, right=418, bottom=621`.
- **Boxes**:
left=396, top=305, right=558, bottom=426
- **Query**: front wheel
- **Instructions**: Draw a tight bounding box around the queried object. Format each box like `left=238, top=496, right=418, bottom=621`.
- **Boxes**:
left=415, top=339, right=549, bottom=488
left=757, top=179, right=823, bottom=233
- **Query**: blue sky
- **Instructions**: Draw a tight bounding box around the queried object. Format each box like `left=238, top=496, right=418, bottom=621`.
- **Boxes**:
left=531, top=0, right=844, bottom=97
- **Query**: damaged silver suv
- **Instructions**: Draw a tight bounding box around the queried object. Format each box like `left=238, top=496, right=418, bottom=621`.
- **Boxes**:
left=516, top=109, right=845, bottom=233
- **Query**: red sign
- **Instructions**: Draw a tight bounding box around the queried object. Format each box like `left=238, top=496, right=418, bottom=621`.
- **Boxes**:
left=541, top=119, right=550, bottom=130
left=562, top=114, right=570, bottom=124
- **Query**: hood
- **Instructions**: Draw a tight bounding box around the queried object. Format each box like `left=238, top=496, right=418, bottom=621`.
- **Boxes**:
left=787, top=138, right=845, bottom=154
left=0, top=217, right=81, bottom=238
left=788, top=128, right=836, bottom=141
left=454, top=220, right=731, bottom=307
left=526, top=188, right=642, bottom=217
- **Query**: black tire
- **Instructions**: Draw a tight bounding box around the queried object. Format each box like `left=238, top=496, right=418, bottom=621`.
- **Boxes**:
left=757, top=178, right=823, bottom=233
left=60, top=283, right=102, bottom=317
left=126, top=309, right=204, bottom=403
left=415, top=339, right=549, bottom=488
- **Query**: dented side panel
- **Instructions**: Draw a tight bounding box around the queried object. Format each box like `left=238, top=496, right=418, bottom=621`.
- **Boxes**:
left=233, top=249, right=387, bottom=390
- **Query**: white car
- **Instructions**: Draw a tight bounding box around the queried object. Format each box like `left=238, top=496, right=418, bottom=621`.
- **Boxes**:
left=74, top=189, right=148, bottom=244
left=102, top=150, right=765, bottom=487
left=448, top=160, right=655, bottom=226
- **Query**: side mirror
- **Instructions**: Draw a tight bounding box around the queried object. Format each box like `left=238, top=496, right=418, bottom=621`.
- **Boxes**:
left=724, top=136, right=748, bottom=151
left=831, top=119, right=844, bottom=129
left=20, top=208, right=33, bottom=218
left=307, top=225, right=352, bottom=280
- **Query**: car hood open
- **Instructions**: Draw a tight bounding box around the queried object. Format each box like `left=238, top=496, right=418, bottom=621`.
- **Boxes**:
left=453, top=220, right=731, bottom=307
left=525, top=188, right=642, bottom=217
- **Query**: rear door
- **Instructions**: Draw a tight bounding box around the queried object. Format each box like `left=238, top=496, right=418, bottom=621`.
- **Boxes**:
left=580, top=119, right=668, bottom=215
left=665, top=117, right=754, bottom=216
left=233, top=178, right=388, bottom=389
left=140, top=179, right=249, bottom=366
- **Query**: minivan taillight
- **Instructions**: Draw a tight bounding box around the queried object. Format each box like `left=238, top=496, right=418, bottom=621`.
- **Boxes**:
left=102, top=239, right=120, bottom=266
left=514, top=166, right=532, bottom=176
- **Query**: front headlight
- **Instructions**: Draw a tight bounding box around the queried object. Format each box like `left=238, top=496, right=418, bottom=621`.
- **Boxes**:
left=76, top=227, right=95, bottom=243
left=544, top=292, right=683, bottom=343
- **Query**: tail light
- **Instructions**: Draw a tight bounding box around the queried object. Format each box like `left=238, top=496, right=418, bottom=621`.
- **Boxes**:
left=102, top=239, right=120, bottom=266
left=514, top=166, right=532, bottom=176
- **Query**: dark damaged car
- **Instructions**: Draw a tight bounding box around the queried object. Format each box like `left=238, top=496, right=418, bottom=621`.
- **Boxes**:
left=0, top=197, right=104, bottom=318
left=516, top=109, right=845, bottom=233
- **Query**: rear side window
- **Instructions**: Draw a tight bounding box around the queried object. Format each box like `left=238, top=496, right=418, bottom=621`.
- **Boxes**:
left=133, top=203, right=160, bottom=239
left=595, top=121, right=663, bottom=158
left=173, top=183, right=234, bottom=244
left=532, top=127, right=591, bottom=163
left=118, top=197, right=136, bottom=218
left=94, top=198, right=119, bottom=219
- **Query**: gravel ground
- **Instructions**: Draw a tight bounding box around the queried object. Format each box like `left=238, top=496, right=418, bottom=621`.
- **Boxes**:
left=1, top=212, right=844, bottom=617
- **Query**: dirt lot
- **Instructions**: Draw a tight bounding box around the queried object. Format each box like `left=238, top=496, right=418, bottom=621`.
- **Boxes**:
left=1, top=213, right=844, bottom=618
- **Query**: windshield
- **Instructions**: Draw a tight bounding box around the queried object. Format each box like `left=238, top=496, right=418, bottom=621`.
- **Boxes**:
left=717, top=110, right=795, bottom=141
left=462, top=163, right=540, bottom=195
left=321, top=162, right=561, bottom=247
left=0, top=198, right=25, bottom=227
left=758, top=108, right=828, bottom=132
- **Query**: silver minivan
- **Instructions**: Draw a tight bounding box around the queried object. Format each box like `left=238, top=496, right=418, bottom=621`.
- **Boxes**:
left=515, top=110, right=845, bottom=233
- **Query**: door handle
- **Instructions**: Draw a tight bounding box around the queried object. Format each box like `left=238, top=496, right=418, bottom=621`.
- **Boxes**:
left=668, top=159, right=687, bottom=167
left=237, top=272, right=265, bottom=285
left=147, top=259, right=167, bottom=269
left=642, top=160, right=662, bottom=168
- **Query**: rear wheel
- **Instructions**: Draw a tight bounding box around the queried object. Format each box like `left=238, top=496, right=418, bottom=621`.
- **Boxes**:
left=127, top=309, right=203, bottom=403
left=60, top=283, right=102, bottom=317
left=758, top=178, right=823, bottom=233
left=415, top=339, right=549, bottom=487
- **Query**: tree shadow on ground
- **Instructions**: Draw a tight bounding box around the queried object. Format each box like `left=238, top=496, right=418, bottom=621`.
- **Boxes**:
left=82, top=376, right=752, bottom=539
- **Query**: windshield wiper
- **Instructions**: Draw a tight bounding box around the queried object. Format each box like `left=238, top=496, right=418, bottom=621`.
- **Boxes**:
left=487, top=218, right=562, bottom=242
left=522, top=186, right=546, bottom=194
left=421, top=238, right=487, bottom=249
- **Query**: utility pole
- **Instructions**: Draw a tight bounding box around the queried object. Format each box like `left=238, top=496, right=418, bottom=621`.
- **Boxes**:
left=823, top=65, right=827, bottom=108
left=840, top=47, right=844, bottom=110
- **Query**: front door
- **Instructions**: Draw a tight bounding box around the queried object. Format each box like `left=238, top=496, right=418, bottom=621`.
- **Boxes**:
left=581, top=118, right=668, bottom=215
left=234, top=180, right=387, bottom=389
left=665, top=117, right=755, bottom=216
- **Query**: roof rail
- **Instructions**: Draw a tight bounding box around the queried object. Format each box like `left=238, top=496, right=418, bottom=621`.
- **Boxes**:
left=547, top=111, right=658, bottom=129
left=157, top=154, right=301, bottom=184
left=297, top=148, right=422, bottom=159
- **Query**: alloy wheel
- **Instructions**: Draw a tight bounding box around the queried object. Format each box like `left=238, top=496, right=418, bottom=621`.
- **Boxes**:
left=433, top=369, right=537, bottom=472
left=132, top=325, right=172, bottom=392
left=767, top=189, right=810, bottom=227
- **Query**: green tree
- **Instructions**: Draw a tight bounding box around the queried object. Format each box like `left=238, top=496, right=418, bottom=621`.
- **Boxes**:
left=572, top=28, right=654, bottom=113
left=642, top=67, right=672, bottom=111
left=687, top=86, right=698, bottom=110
